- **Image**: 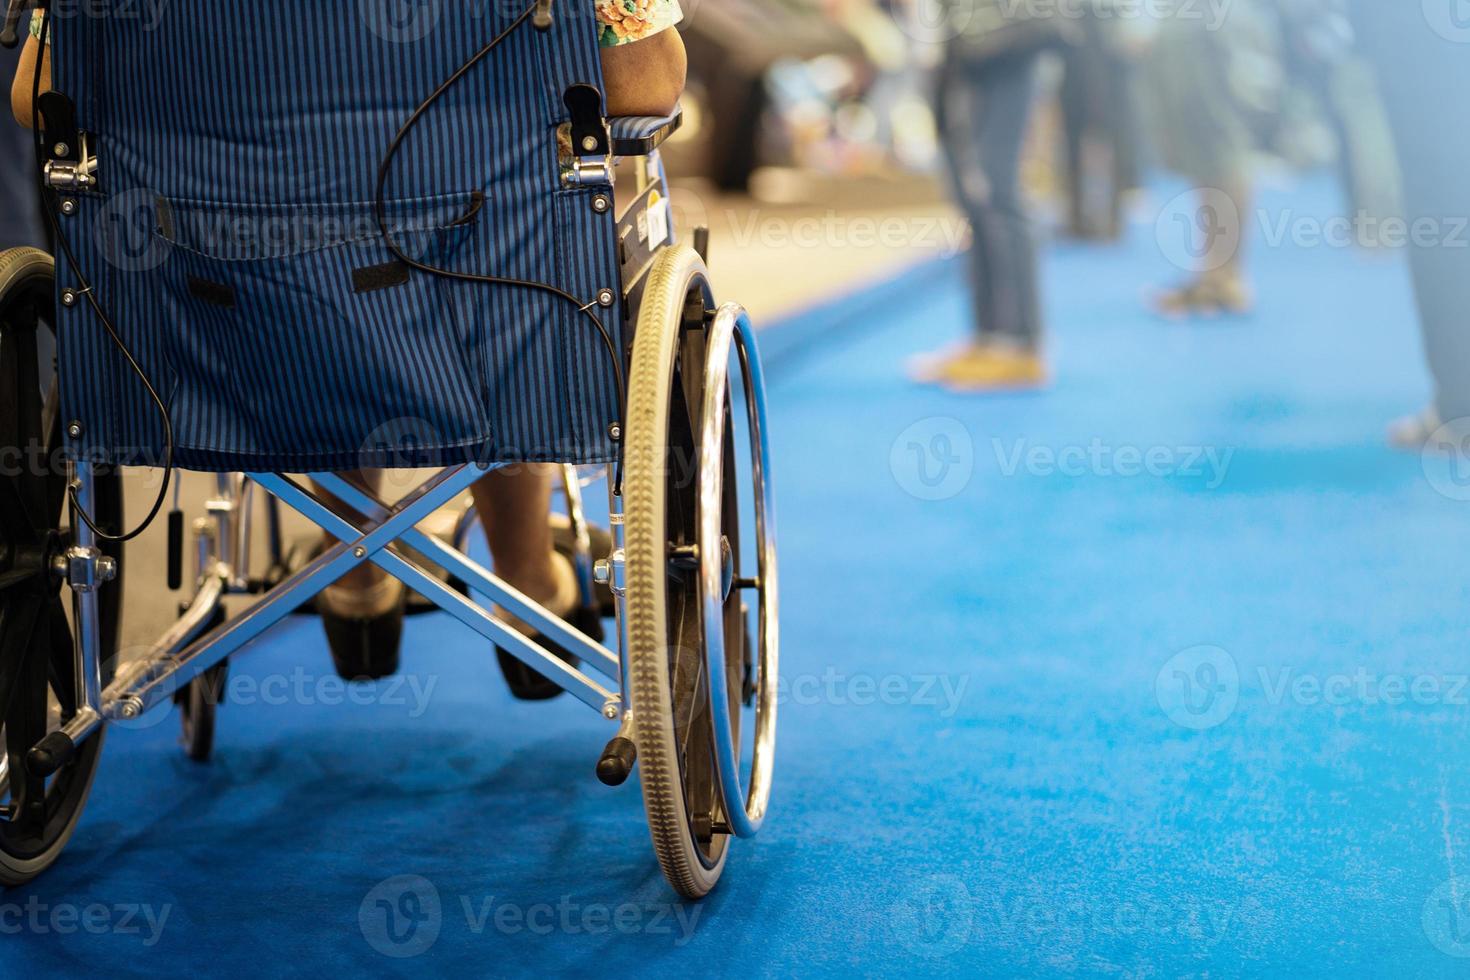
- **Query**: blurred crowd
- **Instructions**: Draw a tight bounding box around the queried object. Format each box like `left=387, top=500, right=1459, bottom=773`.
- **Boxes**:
left=3, top=0, right=1464, bottom=445
left=662, top=0, right=1462, bottom=447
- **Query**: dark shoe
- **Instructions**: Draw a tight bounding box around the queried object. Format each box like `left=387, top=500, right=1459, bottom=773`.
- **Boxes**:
left=495, top=517, right=610, bottom=700
left=318, top=578, right=407, bottom=681
left=549, top=514, right=615, bottom=617
left=496, top=605, right=604, bottom=701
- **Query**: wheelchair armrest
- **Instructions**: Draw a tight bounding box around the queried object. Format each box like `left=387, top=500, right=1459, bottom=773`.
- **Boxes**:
left=609, top=107, right=683, bottom=157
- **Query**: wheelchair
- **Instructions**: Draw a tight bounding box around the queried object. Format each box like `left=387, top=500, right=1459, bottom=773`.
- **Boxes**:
left=0, top=0, right=777, bottom=899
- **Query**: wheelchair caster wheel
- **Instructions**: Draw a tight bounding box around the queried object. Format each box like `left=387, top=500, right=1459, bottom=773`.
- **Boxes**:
left=176, top=608, right=230, bottom=762
left=177, top=658, right=229, bottom=763
left=0, top=248, right=122, bottom=886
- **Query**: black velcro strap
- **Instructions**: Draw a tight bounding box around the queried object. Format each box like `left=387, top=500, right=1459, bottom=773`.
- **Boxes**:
left=352, top=261, right=411, bottom=294
left=187, top=276, right=236, bottom=308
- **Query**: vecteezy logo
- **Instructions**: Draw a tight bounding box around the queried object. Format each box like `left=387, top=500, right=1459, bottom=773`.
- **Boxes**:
left=891, top=874, right=973, bottom=958
left=890, top=417, right=974, bottom=501
left=360, top=416, right=445, bottom=493
left=359, top=875, right=442, bottom=958
left=1424, top=879, right=1470, bottom=957
left=893, top=0, right=966, bottom=45
left=1155, top=188, right=1241, bottom=274
left=1424, top=0, right=1470, bottom=43
left=103, top=649, right=176, bottom=731
left=1422, top=418, right=1470, bottom=501
left=358, top=0, right=442, bottom=43
left=1155, top=645, right=1240, bottom=731
left=95, top=189, right=172, bottom=273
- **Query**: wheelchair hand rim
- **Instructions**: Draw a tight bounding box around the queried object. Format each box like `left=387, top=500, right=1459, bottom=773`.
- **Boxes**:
left=698, top=302, right=778, bottom=840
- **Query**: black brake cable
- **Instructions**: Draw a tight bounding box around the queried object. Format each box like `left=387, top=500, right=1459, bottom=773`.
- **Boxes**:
left=31, top=6, right=176, bottom=543
left=372, top=2, right=629, bottom=448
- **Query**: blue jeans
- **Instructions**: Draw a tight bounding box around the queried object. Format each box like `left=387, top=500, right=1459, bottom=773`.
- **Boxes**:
left=1352, top=1, right=1470, bottom=422
left=934, top=47, right=1044, bottom=350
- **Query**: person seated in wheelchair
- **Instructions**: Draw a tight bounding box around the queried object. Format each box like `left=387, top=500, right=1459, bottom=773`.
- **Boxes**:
left=9, top=1, right=687, bottom=699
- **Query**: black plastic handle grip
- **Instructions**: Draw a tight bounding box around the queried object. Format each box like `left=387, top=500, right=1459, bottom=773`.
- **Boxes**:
left=167, top=509, right=184, bottom=590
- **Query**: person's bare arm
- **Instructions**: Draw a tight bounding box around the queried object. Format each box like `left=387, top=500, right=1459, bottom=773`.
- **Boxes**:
left=10, top=32, right=48, bottom=128
left=601, top=27, right=687, bottom=117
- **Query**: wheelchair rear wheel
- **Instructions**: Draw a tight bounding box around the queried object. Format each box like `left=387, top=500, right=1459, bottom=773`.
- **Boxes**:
left=625, top=246, right=778, bottom=899
left=0, top=248, right=123, bottom=886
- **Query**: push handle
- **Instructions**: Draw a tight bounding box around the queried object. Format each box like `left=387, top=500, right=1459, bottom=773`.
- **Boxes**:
left=563, top=83, right=609, bottom=157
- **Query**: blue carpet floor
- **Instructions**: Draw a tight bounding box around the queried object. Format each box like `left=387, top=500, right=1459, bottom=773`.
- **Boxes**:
left=9, top=174, right=1470, bottom=977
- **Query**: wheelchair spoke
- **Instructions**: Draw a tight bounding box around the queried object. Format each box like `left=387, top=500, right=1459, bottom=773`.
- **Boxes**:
left=3, top=601, right=50, bottom=837
left=662, top=344, right=724, bottom=843
left=45, top=598, right=76, bottom=720
left=0, top=593, right=44, bottom=731
left=0, top=313, right=49, bottom=547
left=0, top=311, right=22, bottom=449
left=0, top=479, right=35, bottom=557
left=673, top=614, right=707, bottom=770
left=3, top=315, right=45, bottom=531
left=41, top=380, right=66, bottom=528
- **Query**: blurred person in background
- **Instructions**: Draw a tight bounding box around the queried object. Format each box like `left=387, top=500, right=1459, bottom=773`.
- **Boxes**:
left=1140, top=0, right=1282, bottom=317
left=910, top=0, right=1077, bottom=391
left=1058, top=3, right=1142, bottom=241
left=1274, top=0, right=1398, bottom=226
left=1350, top=0, right=1470, bottom=449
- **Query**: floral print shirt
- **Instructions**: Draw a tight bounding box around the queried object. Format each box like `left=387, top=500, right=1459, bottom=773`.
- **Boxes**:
left=596, top=0, right=683, bottom=47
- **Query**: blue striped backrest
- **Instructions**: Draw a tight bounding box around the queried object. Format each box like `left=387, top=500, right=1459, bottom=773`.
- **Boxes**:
left=51, top=1, right=624, bottom=471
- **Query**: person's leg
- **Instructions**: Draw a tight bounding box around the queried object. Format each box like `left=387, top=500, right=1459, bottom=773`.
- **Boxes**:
left=315, top=471, right=391, bottom=592
left=1142, top=7, right=1269, bottom=316
left=471, top=464, right=591, bottom=701
left=971, top=52, right=1044, bottom=350
left=1353, top=2, right=1470, bottom=438
left=312, top=470, right=409, bottom=681
left=470, top=464, right=569, bottom=611
left=915, top=48, right=1046, bottom=389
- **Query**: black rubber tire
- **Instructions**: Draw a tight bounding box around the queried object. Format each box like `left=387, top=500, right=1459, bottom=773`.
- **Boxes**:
left=0, top=247, right=122, bottom=887
left=176, top=608, right=229, bottom=763
left=625, top=245, right=746, bottom=900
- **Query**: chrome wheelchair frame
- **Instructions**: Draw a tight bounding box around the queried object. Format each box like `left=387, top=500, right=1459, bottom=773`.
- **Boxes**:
left=0, top=148, right=780, bottom=899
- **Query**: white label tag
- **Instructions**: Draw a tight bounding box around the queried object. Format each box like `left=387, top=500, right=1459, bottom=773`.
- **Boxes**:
left=646, top=192, right=669, bottom=249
